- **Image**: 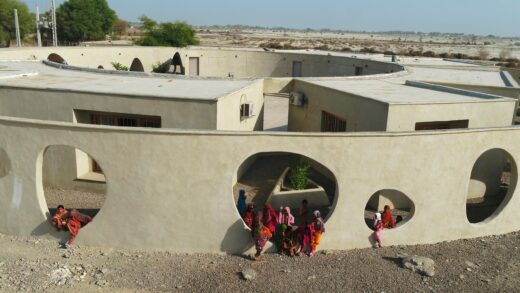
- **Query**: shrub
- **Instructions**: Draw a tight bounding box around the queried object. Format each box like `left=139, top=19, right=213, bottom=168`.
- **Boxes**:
left=152, top=62, right=169, bottom=73
left=111, top=62, right=128, bottom=71
left=287, top=159, right=310, bottom=190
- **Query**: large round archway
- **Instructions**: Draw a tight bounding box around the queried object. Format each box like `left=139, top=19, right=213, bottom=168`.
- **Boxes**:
left=42, top=145, right=107, bottom=221
left=233, top=152, right=338, bottom=225
left=466, top=149, right=517, bottom=223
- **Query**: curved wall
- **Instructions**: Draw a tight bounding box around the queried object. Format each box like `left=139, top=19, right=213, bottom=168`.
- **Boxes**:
left=0, top=116, right=519, bottom=253
left=0, top=47, right=403, bottom=78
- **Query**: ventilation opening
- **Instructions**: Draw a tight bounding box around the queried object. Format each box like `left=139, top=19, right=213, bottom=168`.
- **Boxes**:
left=129, top=58, right=145, bottom=72
left=467, top=149, right=517, bottom=223
left=365, top=189, right=415, bottom=229
left=47, top=53, right=67, bottom=64
left=234, top=152, right=337, bottom=228
left=43, top=145, right=107, bottom=222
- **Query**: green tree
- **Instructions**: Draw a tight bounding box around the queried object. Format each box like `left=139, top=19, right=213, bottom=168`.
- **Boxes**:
left=0, top=0, right=32, bottom=47
left=136, top=16, right=199, bottom=47
left=56, top=0, right=116, bottom=43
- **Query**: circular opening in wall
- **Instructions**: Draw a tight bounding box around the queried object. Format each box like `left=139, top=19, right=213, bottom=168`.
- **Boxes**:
left=466, top=149, right=517, bottom=224
left=364, top=189, right=415, bottom=230
left=42, top=145, right=107, bottom=231
left=97, top=65, right=104, bottom=69
left=233, top=152, right=338, bottom=229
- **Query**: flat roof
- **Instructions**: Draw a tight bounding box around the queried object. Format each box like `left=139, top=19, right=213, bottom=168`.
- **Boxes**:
left=0, top=61, right=256, bottom=101
left=405, top=67, right=509, bottom=87
left=305, top=78, right=514, bottom=105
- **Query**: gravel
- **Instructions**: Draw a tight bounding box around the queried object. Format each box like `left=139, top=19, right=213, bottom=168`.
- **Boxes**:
left=0, top=231, right=520, bottom=292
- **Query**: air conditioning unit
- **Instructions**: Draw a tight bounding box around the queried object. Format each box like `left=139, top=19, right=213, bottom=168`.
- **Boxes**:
left=289, top=92, right=305, bottom=107
left=240, top=102, right=254, bottom=118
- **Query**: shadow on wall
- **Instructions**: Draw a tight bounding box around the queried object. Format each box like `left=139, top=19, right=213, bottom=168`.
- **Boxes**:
left=219, top=219, right=254, bottom=254
left=30, top=212, right=70, bottom=244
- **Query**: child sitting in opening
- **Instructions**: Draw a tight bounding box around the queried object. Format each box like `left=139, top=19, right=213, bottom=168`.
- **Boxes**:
left=381, top=205, right=396, bottom=229
left=51, top=205, right=92, bottom=247
left=373, top=212, right=383, bottom=248
left=51, top=205, right=69, bottom=230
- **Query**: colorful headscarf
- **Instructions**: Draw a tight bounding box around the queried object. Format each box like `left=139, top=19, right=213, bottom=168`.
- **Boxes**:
left=278, top=206, right=295, bottom=226
left=374, top=212, right=382, bottom=228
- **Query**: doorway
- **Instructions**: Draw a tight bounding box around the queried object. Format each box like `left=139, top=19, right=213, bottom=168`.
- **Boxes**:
left=189, top=57, right=199, bottom=76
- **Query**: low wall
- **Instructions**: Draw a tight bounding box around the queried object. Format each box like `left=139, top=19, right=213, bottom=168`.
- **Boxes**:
left=0, top=117, right=519, bottom=253
left=0, top=47, right=404, bottom=78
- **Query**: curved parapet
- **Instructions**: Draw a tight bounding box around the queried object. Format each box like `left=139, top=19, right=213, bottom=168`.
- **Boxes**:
left=0, top=116, right=519, bottom=253
left=0, top=46, right=404, bottom=78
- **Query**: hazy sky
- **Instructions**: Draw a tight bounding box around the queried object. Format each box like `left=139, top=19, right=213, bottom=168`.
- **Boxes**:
left=21, top=0, right=520, bottom=37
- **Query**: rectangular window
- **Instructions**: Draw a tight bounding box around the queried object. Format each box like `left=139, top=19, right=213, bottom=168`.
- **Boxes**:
left=415, top=120, right=469, bottom=131
left=86, top=111, right=161, bottom=128
left=321, top=111, right=347, bottom=132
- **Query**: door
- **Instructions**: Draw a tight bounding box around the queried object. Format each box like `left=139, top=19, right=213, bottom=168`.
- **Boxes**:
left=292, top=61, right=302, bottom=77
left=189, top=57, right=199, bottom=76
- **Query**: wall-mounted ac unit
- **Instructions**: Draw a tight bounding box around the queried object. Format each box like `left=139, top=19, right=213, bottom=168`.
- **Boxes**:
left=289, top=92, right=305, bottom=107
left=240, top=102, right=254, bottom=118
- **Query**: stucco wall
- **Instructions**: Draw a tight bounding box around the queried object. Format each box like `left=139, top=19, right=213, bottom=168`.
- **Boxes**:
left=216, top=80, right=265, bottom=131
left=0, top=47, right=403, bottom=78
left=0, top=87, right=218, bottom=130
left=0, top=116, right=519, bottom=253
left=288, top=80, right=389, bottom=132
left=386, top=101, right=516, bottom=132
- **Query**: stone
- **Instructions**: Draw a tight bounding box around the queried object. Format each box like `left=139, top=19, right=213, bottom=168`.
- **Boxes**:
left=307, top=275, right=316, bottom=280
left=400, top=255, right=435, bottom=277
left=50, top=267, right=73, bottom=286
left=465, top=261, right=479, bottom=269
left=240, top=268, right=257, bottom=281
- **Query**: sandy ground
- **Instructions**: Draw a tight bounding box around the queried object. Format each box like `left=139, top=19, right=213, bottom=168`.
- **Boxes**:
left=1, top=231, right=520, bottom=292
left=197, top=29, right=520, bottom=59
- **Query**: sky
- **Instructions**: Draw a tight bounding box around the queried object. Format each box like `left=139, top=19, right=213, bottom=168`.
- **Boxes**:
left=20, top=0, right=520, bottom=37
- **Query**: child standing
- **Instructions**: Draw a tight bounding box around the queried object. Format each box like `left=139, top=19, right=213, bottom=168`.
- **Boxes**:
left=373, top=212, right=383, bottom=248
left=252, top=212, right=272, bottom=261
left=309, top=210, right=325, bottom=256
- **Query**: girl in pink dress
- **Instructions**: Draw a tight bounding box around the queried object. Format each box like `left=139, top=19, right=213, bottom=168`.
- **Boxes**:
left=373, top=212, right=383, bottom=248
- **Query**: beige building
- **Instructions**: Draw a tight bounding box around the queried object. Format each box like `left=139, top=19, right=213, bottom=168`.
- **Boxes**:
left=0, top=46, right=518, bottom=253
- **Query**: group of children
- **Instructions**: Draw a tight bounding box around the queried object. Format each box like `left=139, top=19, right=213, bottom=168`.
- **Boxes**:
left=51, top=205, right=93, bottom=247
left=237, top=190, right=325, bottom=261
left=372, top=205, right=400, bottom=248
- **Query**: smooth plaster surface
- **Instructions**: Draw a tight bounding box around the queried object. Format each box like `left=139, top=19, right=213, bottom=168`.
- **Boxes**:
left=0, top=117, right=518, bottom=253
